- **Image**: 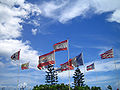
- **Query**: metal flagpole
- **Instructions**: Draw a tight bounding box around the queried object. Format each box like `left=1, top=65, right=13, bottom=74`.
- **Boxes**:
left=82, top=51, right=86, bottom=86
left=54, top=50, right=57, bottom=85
left=67, top=39, right=71, bottom=90
left=94, top=61, right=98, bottom=86
left=17, top=58, right=20, bottom=90
left=113, top=47, right=119, bottom=89
left=17, top=49, right=21, bottom=90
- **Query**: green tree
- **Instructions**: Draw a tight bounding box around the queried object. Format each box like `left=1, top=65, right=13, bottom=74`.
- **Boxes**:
left=107, top=85, right=112, bottom=90
left=73, top=67, right=85, bottom=87
left=91, top=86, right=101, bottom=90
left=45, top=64, right=58, bottom=85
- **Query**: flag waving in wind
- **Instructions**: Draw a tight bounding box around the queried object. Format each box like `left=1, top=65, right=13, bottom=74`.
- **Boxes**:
left=53, top=40, right=68, bottom=52
left=100, top=48, right=114, bottom=59
left=11, top=50, right=20, bottom=60
left=21, top=62, right=29, bottom=70
left=60, top=59, right=74, bottom=72
left=71, top=52, right=83, bottom=67
left=87, top=63, right=95, bottom=71
left=37, top=51, right=55, bottom=70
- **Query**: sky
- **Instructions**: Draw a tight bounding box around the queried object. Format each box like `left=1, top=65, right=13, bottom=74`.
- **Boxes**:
left=0, top=0, right=120, bottom=89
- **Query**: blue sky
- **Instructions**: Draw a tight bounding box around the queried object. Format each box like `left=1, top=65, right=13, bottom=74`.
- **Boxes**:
left=0, top=0, right=120, bottom=89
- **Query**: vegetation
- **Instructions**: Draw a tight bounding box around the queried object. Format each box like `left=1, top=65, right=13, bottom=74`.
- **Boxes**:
left=107, top=85, right=112, bottom=90
left=45, top=64, right=58, bottom=85
left=32, top=84, right=101, bottom=90
left=33, top=65, right=102, bottom=90
left=73, top=68, right=84, bottom=87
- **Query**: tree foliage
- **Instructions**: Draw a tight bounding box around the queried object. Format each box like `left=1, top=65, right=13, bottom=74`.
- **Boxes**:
left=33, top=84, right=101, bottom=90
left=107, top=85, right=112, bottom=90
left=45, top=64, right=58, bottom=85
left=73, top=68, right=84, bottom=87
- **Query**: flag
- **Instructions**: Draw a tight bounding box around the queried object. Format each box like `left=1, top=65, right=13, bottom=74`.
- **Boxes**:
left=21, top=62, right=29, bottom=70
left=53, top=40, right=68, bottom=52
left=11, top=50, right=20, bottom=60
left=55, top=68, right=62, bottom=73
left=37, top=51, right=55, bottom=70
left=71, top=52, right=83, bottom=67
left=87, top=63, right=95, bottom=71
left=100, top=48, right=114, bottom=59
left=60, top=60, right=74, bottom=71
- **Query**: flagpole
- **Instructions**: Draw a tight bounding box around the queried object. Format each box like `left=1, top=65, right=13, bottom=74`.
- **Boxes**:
left=17, top=58, right=20, bottom=90
left=112, top=47, right=119, bottom=89
left=94, top=61, right=98, bottom=86
left=67, top=39, right=70, bottom=90
left=82, top=51, right=86, bottom=86
left=54, top=50, right=57, bottom=85
left=17, top=49, right=21, bottom=90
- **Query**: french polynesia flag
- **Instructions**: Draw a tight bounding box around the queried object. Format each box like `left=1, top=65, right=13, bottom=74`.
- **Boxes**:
left=60, top=59, right=74, bottom=72
left=37, top=51, right=55, bottom=70
left=53, top=40, right=68, bottom=52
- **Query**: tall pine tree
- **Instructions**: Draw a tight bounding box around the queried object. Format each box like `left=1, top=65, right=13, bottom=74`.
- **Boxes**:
left=73, top=67, right=85, bottom=87
left=45, top=64, right=58, bottom=85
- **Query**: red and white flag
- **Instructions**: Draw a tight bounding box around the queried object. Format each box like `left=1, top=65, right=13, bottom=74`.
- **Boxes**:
left=37, top=51, right=55, bottom=70
left=100, top=48, right=114, bottom=59
left=53, top=40, right=68, bottom=52
left=11, top=50, right=20, bottom=60
left=60, top=59, right=74, bottom=71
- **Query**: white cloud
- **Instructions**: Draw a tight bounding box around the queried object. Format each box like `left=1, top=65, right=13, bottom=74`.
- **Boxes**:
left=39, top=0, right=120, bottom=23
left=0, top=0, right=41, bottom=69
left=107, top=9, right=120, bottom=23
left=0, top=39, right=39, bottom=69
left=32, top=29, right=38, bottom=35
left=0, top=0, right=41, bottom=39
left=86, top=75, right=112, bottom=83
left=40, top=0, right=90, bottom=23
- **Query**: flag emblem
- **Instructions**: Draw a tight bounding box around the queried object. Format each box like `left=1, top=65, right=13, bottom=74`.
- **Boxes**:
left=87, top=63, right=95, bottom=71
left=11, top=51, right=20, bottom=60
left=100, top=48, right=114, bottom=59
left=37, top=51, right=55, bottom=70
left=53, top=40, right=68, bottom=52
left=21, top=62, right=29, bottom=70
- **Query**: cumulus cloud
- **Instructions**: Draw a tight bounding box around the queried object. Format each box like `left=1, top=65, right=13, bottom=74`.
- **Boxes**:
left=107, top=9, right=120, bottom=23
left=0, top=0, right=41, bottom=69
left=39, top=0, right=120, bottom=23
left=0, top=0, right=41, bottom=39
left=0, top=39, right=39, bottom=69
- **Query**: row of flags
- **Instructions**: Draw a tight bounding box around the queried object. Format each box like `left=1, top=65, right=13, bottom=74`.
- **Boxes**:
left=10, top=40, right=114, bottom=72
left=11, top=50, right=29, bottom=70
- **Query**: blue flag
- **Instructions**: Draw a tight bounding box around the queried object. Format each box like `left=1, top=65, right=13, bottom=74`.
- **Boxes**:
left=71, top=52, right=84, bottom=67
left=76, top=52, right=83, bottom=66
